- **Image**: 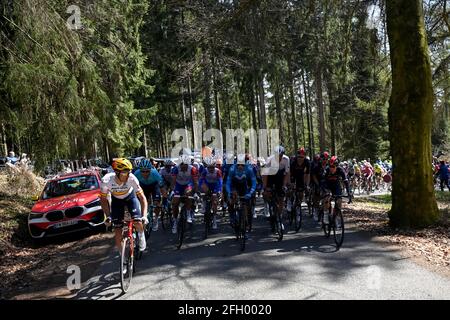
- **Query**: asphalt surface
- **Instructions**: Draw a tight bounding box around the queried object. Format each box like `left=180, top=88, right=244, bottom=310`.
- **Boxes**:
left=73, top=196, right=450, bottom=300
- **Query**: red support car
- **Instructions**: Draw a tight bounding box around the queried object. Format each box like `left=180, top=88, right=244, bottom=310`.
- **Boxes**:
left=28, top=169, right=106, bottom=239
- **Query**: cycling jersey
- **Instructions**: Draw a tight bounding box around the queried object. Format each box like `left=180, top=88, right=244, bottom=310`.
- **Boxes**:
left=172, top=165, right=199, bottom=185
left=100, top=172, right=143, bottom=199
left=263, top=154, right=290, bottom=175
left=290, top=156, right=311, bottom=188
left=159, top=167, right=173, bottom=186
left=321, top=167, right=350, bottom=196
left=374, top=165, right=382, bottom=175
left=134, top=168, right=163, bottom=186
left=226, top=164, right=256, bottom=197
left=362, top=165, right=374, bottom=177
left=199, top=167, right=223, bottom=193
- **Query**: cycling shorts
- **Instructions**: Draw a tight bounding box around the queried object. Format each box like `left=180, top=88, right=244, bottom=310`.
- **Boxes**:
left=111, top=192, right=142, bottom=227
left=173, top=183, right=194, bottom=197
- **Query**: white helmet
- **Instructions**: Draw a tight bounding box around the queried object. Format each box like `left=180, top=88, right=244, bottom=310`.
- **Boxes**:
left=179, top=155, right=191, bottom=165
left=274, top=146, right=285, bottom=155
left=237, top=154, right=246, bottom=164
left=204, top=157, right=216, bottom=167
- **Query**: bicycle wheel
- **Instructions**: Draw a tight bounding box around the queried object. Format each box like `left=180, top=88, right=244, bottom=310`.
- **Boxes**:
left=333, top=209, right=345, bottom=248
left=134, top=230, right=142, bottom=260
left=144, top=208, right=153, bottom=240
left=204, top=201, right=211, bottom=240
left=120, top=237, right=133, bottom=293
left=306, top=192, right=313, bottom=217
left=322, top=207, right=331, bottom=238
left=294, top=204, right=302, bottom=232
left=239, top=206, right=247, bottom=251
left=176, top=209, right=186, bottom=250
left=275, top=207, right=284, bottom=241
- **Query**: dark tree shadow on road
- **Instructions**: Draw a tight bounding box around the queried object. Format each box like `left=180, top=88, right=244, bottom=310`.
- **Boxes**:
left=69, top=201, right=407, bottom=299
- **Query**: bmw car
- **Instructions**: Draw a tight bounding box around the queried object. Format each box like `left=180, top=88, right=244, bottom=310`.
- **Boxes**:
left=28, top=170, right=106, bottom=239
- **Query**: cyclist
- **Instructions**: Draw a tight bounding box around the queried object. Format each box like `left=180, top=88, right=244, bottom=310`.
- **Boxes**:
left=134, top=159, right=163, bottom=231
left=171, top=155, right=199, bottom=234
left=320, top=156, right=352, bottom=224
left=290, top=147, right=311, bottom=213
left=199, top=156, right=223, bottom=229
left=362, top=160, right=374, bottom=193
left=310, top=152, right=328, bottom=220
left=225, top=154, right=257, bottom=235
left=221, top=152, right=235, bottom=211
left=100, top=158, right=148, bottom=254
left=374, top=162, right=384, bottom=190
left=159, top=159, right=175, bottom=209
left=262, top=146, right=291, bottom=232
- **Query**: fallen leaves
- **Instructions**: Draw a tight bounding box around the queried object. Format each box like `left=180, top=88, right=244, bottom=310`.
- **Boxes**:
left=344, top=201, right=450, bottom=269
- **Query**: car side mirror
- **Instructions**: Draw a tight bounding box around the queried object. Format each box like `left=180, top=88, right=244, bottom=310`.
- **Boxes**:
left=31, top=195, right=39, bottom=201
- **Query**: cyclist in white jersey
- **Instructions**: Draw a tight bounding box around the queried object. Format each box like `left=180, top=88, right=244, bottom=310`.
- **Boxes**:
left=100, top=158, right=148, bottom=254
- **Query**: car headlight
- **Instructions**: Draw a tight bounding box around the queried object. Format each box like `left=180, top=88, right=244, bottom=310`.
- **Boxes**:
left=29, top=212, right=44, bottom=220
left=85, top=199, right=101, bottom=208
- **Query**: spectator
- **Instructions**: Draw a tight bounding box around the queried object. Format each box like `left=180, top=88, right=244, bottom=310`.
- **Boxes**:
left=438, top=160, right=450, bottom=191
left=6, top=151, right=18, bottom=164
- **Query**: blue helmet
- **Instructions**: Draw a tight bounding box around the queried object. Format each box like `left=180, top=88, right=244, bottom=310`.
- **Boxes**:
left=139, top=159, right=153, bottom=170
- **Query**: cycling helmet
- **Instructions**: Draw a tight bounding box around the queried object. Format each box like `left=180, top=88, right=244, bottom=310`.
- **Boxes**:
left=112, top=158, right=133, bottom=171
left=321, top=151, right=329, bottom=160
left=298, top=147, right=306, bottom=156
left=314, top=154, right=321, bottom=161
left=179, top=155, right=191, bottom=165
left=274, top=145, right=285, bottom=155
left=237, top=153, right=246, bottom=164
left=139, top=159, right=153, bottom=170
left=329, top=156, right=339, bottom=167
left=204, top=157, right=216, bottom=167
left=164, top=159, right=174, bottom=166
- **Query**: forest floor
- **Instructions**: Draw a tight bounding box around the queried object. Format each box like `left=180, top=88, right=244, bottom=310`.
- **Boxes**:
left=347, top=192, right=449, bottom=277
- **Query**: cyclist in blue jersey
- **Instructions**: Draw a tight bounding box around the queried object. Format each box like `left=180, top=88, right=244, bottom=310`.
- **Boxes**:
left=134, top=159, right=163, bottom=231
left=226, top=154, right=256, bottom=233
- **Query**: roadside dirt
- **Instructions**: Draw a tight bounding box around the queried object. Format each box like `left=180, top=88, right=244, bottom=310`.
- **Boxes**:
left=344, top=200, right=450, bottom=277
left=0, top=190, right=114, bottom=300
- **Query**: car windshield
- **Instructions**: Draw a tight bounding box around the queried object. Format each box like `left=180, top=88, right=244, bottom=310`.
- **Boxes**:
left=42, top=175, right=99, bottom=199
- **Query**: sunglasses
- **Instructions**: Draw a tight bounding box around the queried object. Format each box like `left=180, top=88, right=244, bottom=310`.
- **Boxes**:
left=118, top=170, right=130, bottom=175
left=141, top=170, right=150, bottom=174
left=330, top=165, right=336, bottom=169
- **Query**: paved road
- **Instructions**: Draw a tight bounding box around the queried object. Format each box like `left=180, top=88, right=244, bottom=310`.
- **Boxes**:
left=73, top=197, right=450, bottom=300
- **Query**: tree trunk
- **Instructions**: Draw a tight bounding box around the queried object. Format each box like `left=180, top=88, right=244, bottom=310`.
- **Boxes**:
left=187, top=77, right=195, bottom=149
left=143, top=127, right=148, bottom=158
left=315, top=64, right=326, bottom=151
left=325, top=71, right=337, bottom=155
left=203, top=52, right=212, bottom=129
left=274, top=79, right=284, bottom=142
left=250, top=83, right=257, bottom=130
left=386, top=0, right=439, bottom=228
left=283, top=87, right=291, bottom=148
left=288, top=65, right=298, bottom=151
left=302, top=70, right=313, bottom=157
left=1, top=122, right=7, bottom=157
left=212, top=56, right=222, bottom=132
left=254, top=76, right=261, bottom=128
left=179, top=85, right=187, bottom=131
left=258, top=73, right=267, bottom=130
